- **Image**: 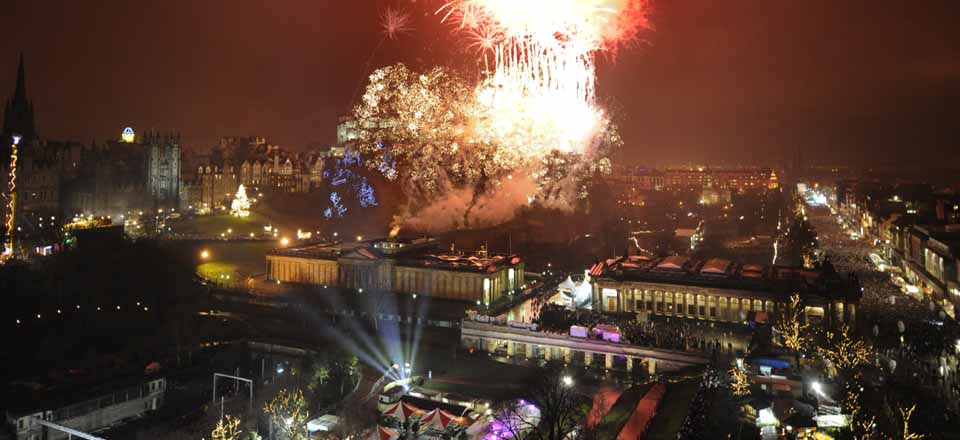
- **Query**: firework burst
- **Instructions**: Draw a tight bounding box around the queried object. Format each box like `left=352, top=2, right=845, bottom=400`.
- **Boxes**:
left=438, top=0, right=649, bottom=156
left=347, top=1, right=648, bottom=232
left=380, top=6, right=413, bottom=40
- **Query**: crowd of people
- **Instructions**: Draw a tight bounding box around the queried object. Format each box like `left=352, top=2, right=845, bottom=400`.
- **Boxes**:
left=535, top=303, right=750, bottom=357
left=810, top=208, right=960, bottom=413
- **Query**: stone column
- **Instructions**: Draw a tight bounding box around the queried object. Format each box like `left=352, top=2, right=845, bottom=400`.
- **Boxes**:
left=507, top=342, right=516, bottom=356
left=584, top=351, right=593, bottom=367
left=526, top=343, right=535, bottom=359
left=605, top=354, right=614, bottom=370
left=626, top=357, right=634, bottom=372
left=564, top=348, right=573, bottom=364
left=648, top=359, right=657, bottom=375
left=543, top=346, right=551, bottom=361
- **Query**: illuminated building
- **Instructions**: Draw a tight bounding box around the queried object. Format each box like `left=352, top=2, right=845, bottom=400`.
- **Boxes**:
left=607, top=165, right=779, bottom=207
left=144, top=130, right=181, bottom=208
left=61, top=131, right=180, bottom=216
left=266, top=238, right=525, bottom=304
left=182, top=138, right=334, bottom=210
left=1, top=53, right=64, bottom=248
left=609, top=165, right=778, bottom=193
left=0, top=54, right=182, bottom=250
left=5, top=376, right=166, bottom=440
left=589, top=255, right=861, bottom=326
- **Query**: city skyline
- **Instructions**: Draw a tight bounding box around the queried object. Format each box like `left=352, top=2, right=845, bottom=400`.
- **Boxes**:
left=0, top=0, right=957, bottom=166
left=3, top=3, right=960, bottom=438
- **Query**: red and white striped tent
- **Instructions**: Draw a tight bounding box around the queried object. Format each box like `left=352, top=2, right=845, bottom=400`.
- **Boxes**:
left=419, top=408, right=460, bottom=431
left=589, top=261, right=606, bottom=277
left=382, top=401, right=421, bottom=422
left=367, top=425, right=400, bottom=440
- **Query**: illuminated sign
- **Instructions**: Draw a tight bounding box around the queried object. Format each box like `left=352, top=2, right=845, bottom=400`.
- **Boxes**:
left=121, top=127, right=136, bottom=143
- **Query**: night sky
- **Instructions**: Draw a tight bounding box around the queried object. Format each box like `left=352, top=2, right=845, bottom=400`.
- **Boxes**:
left=1, top=0, right=958, bottom=166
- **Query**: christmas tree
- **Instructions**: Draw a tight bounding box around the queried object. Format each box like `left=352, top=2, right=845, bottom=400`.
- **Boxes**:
left=231, top=184, right=250, bottom=217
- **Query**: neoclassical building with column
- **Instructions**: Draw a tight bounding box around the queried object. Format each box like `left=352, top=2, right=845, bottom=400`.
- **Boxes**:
left=266, top=237, right=525, bottom=304
left=590, top=255, right=861, bottom=326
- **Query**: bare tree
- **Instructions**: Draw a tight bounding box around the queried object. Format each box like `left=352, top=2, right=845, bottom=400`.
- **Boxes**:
left=264, top=389, right=310, bottom=440
left=488, top=362, right=584, bottom=440
left=776, top=293, right=809, bottom=360
left=816, top=323, right=873, bottom=379
left=729, top=366, right=750, bottom=397
left=899, top=404, right=924, bottom=440
left=207, top=415, right=242, bottom=440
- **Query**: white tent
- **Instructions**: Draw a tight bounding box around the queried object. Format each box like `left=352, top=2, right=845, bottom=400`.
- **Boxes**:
left=558, top=276, right=576, bottom=292
left=574, top=272, right=592, bottom=304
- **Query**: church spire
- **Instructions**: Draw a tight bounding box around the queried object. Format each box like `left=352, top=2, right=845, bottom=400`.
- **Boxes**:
left=14, top=52, right=27, bottom=105
left=3, top=51, right=38, bottom=142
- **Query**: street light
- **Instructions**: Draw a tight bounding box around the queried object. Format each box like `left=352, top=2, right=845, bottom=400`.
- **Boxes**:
left=811, top=381, right=824, bottom=397
left=562, top=375, right=574, bottom=387
left=200, top=250, right=210, bottom=260
left=280, top=237, right=290, bottom=246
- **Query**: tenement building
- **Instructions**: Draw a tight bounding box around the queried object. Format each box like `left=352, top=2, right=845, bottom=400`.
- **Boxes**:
left=5, top=375, right=166, bottom=440
left=266, top=238, right=525, bottom=304
left=589, top=255, right=861, bottom=326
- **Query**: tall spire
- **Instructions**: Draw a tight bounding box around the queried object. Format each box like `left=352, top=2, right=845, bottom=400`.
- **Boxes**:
left=2, top=51, right=38, bottom=142
left=14, top=52, right=27, bottom=105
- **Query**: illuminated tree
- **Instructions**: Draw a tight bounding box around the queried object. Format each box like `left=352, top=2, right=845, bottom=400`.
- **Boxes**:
left=231, top=184, right=250, bottom=217
left=329, top=192, right=346, bottom=218
left=489, top=363, right=585, bottom=440
left=844, top=390, right=877, bottom=440
left=817, top=324, right=873, bottom=377
left=264, top=389, right=310, bottom=440
left=899, top=404, right=924, bottom=440
left=729, top=366, right=750, bottom=397
left=308, top=351, right=359, bottom=404
left=208, top=415, right=242, bottom=440
left=358, top=178, right=378, bottom=207
left=777, top=293, right=809, bottom=359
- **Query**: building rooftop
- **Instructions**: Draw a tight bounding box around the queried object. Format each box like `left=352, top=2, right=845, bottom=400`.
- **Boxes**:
left=596, top=256, right=860, bottom=301
left=395, top=251, right=522, bottom=274
left=269, top=238, right=523, bottom=274
left=2, top=368, right=163, bottom=415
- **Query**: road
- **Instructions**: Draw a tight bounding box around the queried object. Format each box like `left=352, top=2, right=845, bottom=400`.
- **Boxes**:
left=808, top=203, right=960, bottom=421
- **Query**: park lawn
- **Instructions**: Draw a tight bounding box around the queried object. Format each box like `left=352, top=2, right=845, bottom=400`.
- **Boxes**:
left=644, top=379, right=700, bottom=440
left=170, top=213, right=277, bottom=237
left=594, top=383, right=652, bottom=439
left=191, top=241, right=274, bottom=279
left=197, top=261, right=237, bottom=280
